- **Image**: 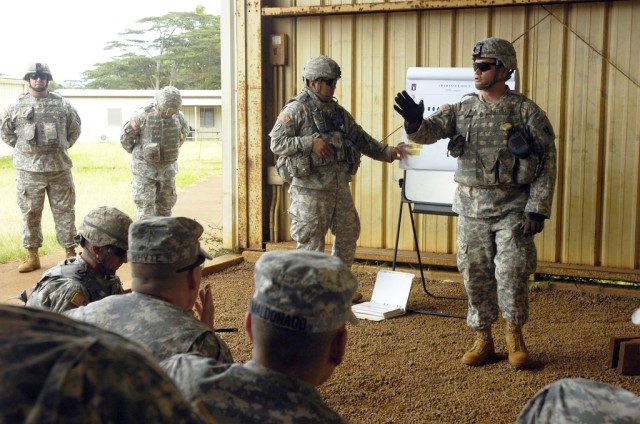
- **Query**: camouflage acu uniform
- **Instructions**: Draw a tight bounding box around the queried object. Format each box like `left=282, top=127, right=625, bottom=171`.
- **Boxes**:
left=65, top=290, right=233, bottom=363
left=0, top=305, right=205, bottom=424
left=270, top=85, right=394, bottom=267
left=163, top=356, right=347, bottom=424
left=120, top=87, right=190, bottom=219
left=162, top=250, right=357, bottom=424
left=516, top=378, right=640, bottom=423
left=407, top=89, right=557, bottom=329
left=25, top=254, right=124, bottom=313
left=1, top=91, right=81, bottom=249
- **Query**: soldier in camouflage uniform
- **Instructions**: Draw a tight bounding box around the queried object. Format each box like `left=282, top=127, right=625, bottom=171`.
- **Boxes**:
left=66, top=216, right=233, bottom=364
left=394, top=38, right=557, bottom=369
left=0, top=305, right=206, bottom=424
left=269, top=56, right=406, bottom=272
left=1, top=62, right=82, bottom=273
left=120, top=86, right=190, bottom=219
left=161, top=249, right=358, bottom=424
left=24, top=206, right=132, bottom=313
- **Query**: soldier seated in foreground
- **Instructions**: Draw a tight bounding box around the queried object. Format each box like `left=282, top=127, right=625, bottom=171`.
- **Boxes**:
left=161, top=249, right=358, bottom=424
left=24, top=206, right=132, bottom=312
left=0, top=305, right=206, bottom=424
left=65, top=216, right=233, bottom=364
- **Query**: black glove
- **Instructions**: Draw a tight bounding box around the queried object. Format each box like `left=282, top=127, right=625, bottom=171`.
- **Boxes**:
left=394, top=90, right=424, bottom=125
left=521, top=212, right=545, bottom=237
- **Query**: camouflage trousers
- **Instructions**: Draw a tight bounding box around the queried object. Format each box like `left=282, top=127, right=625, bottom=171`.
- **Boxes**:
left=132, top=174, right=177, bottom=220
left=16, top=170, right=76, bottom=249
left=457, top=212, right=536, bottom=330
left=288, top=184, right=360, bottom=267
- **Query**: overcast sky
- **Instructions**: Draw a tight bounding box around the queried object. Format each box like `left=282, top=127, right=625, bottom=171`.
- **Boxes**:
left=0, top=0, right=221, bottom=83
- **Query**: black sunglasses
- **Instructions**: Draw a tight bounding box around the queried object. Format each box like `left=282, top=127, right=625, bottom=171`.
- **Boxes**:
left=107, top=246, right=127, bottom=259
left=472, top=62, right=498, bottom=73
left=175, top=255, right=206, bottom=273
left=319, top=78, right=337, bottom=87
left=29, top=73, right=48, bottom=80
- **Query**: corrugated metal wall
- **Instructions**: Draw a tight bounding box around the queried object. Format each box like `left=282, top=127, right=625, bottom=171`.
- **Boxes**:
left=237, top=0, right=640, bottom=280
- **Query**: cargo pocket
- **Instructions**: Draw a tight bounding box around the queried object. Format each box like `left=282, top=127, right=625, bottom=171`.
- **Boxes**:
left=288, top=187, right=319, bottom=244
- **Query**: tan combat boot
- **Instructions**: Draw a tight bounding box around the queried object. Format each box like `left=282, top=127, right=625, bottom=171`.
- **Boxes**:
left=462, top=328, right=495, bottom=366
left=505, top=322, right=530, bottom=369
left=65, top=247, right=77, bottom=258
left=18, top=247, right=40, bottom=273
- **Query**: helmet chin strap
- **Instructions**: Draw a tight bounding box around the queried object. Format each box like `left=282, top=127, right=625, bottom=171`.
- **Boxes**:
left=85, top=246, right=116, bottom=277
left=28, top=81, right=48, bottom=92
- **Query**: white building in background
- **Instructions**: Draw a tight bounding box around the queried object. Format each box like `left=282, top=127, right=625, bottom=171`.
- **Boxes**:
left=57, top=89, right=222, bottom=143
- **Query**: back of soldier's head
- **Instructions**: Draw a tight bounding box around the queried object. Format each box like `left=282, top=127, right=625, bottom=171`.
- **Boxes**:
left=0, top=305, right=204, bottom=423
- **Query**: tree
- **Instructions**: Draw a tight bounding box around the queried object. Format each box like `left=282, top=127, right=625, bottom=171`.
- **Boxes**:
left=82, top=6, right=220, bottom=90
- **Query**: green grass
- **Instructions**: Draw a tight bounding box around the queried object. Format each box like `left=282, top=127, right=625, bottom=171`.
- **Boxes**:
left=0, top=140, right=221, bottom=264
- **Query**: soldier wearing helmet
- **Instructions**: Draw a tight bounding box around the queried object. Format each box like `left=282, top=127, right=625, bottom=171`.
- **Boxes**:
left=394, top=37, right=557, bottom=369
left=24, top=207, right=133, bottom=313
left=120, top=86, right=190, bottom=219
left=270, top=55, right=406, bottom=294
left=1, top=62, right=82, bottom=273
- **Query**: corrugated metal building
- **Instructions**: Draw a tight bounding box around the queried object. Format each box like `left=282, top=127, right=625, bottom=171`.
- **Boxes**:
left=221, top=0, right=640, bottom=282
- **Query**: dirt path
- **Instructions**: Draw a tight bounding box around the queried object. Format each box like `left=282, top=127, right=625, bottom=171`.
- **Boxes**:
left=0, top=175, right=223, bottom=304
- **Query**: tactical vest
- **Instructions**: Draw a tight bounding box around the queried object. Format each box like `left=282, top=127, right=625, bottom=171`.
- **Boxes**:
left=138, top=106, right=181, bottom=163
left=453, top=93, right=540, bottom=187
left=30, top=257, right=122, bottom=302
left=291, top=91, right=361, bottom=173
left=14, top=93, right=69, bottom=153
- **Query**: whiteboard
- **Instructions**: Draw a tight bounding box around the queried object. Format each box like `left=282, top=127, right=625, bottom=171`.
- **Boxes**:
left=400, top=67, right=517, bottom=206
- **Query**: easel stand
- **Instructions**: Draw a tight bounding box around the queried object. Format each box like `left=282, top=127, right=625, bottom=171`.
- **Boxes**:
left=392, top=177, right=466, bottom=319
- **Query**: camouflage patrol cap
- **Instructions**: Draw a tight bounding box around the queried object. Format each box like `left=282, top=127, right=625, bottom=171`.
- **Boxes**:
left=127, top=216, right=212, bottom=267
left=472, top=37, right=517, bottom=70
left=79, top=207, right=132, bottom=250
left=155, top=86, right=182, bottom=112
left=23, top=62, right=53, bottom=81
left=250, top=250, right=358, bottom=333
left=302, top=55, right=342, bottom=82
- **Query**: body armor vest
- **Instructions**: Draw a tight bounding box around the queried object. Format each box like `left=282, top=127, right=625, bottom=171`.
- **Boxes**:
left=453, top=93, right=539, bottom=187
left=138, top=106, right=181, bottom=163
left=14, top=93, right=69, bottom=153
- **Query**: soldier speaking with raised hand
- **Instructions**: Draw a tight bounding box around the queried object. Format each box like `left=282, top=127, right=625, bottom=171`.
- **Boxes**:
left=120, top=86, right=190, bottom=219
left=270, top=55, right=406, bottom=289
left=394, top=38, right=557, bottom=369
left=1, top=62, right=82, bottom=273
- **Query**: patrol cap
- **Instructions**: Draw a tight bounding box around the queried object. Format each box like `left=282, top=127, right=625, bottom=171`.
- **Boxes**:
left=250, top=250, right=358, bottom=333
left=78, top=206, right=132, bottom=250
left=127, top=217, right=212, bottom=269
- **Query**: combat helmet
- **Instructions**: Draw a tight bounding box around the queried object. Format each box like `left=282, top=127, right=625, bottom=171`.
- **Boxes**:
left=302, top=55, right=341, bottom=82
left=77, top=207, right=132, bottom=251
left=155, top=86, right=182, bottom=114
left=472, top=38, right=517, bottom=70
left=23, top=62, right=53, bottom=81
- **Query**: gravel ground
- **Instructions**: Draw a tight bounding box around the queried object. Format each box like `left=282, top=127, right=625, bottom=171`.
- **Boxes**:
left=207, top=261, right=640, bottom=424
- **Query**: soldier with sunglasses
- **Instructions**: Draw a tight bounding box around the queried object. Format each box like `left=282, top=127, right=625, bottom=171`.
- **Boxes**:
left=1, top=62, right=82, bottom=273
left=394, top=38, right=557, bottom=369
left=24, top=206, right=132, bottom=313
left=270, top=55, right=406, bottom=298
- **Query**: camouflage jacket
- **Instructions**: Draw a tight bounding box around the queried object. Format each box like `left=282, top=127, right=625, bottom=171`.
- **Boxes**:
left=65, top=291, right=233, bottom=363
left=163, top=355, right=346, bottom=424
left=270, top=87, right=394, bottom=189
left=1, top=92, right=81, bottom=172
left=120, top=104, right=190, bottom=180
left=25, top=255, right=124, bottom=313
left=408, top=89, right=557, bottom=218
left=0, top=305, right=205, bottom=424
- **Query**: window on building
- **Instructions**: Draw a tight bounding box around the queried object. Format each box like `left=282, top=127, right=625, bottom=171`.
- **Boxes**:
left=200, top=107, right=214, bottom=128
left=107, top=108, right=122, bottom=127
